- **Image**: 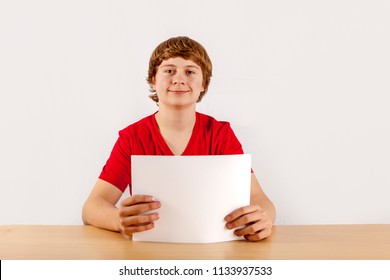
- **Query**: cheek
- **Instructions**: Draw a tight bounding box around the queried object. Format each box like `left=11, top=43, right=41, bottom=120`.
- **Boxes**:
left=153, top=77, right=164, bottom=90
left=156, top=76, right=170, bottom=85
left=197, top=80, right=205, bottom=92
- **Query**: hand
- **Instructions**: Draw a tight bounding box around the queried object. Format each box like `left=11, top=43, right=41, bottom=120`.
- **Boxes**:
left=225, top=205, right=272, bottom=241
left=118, top=195, right=161, bottom=239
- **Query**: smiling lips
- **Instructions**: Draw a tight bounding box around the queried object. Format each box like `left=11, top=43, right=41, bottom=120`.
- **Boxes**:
left=169, top=90, right=189, bottom=94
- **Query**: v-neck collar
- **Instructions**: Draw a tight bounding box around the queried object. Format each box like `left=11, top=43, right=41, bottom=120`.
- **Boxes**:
left=152, top=111, right=199, bottom=156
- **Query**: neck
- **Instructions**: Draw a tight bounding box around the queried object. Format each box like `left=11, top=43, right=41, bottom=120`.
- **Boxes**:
left=155, top=106, right=196, bottom=132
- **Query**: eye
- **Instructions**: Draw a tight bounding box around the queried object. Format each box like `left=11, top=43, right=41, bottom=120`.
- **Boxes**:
left=186, top=70, right=196, bottom=75
left=165, top=69, right=174, bottom=74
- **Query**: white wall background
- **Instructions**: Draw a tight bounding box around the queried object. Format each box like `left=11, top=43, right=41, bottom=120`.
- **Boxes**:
left=1, top=0, right=389, bottom=226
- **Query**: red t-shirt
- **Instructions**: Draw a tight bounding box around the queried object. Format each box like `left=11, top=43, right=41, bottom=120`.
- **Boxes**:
left=99, top=112, right=244, bottom=192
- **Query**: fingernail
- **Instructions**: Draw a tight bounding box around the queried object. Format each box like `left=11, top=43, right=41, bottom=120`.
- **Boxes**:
left=225, top=215, right=232, bottom=222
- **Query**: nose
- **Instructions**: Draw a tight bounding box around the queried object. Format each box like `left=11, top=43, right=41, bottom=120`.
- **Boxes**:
left=172, top=71, right=186, bottom=85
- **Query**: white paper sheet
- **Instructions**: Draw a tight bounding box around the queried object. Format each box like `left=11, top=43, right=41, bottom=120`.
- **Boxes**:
left=131, top=154, right=251, bottom=243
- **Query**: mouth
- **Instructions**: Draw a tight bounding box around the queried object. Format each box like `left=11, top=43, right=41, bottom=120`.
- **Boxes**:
left=169, top=90, right=189, bottom=94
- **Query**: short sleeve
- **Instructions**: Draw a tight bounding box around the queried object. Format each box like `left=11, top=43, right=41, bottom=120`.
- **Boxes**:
left=99, top=130, right=132, bottom=192
left=218, top=123, right=254, bottom=173
left=218, top=123, right=244, bottom=155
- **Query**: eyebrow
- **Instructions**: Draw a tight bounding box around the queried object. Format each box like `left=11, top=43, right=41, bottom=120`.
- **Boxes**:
left=159, top=64, right=201, bottom=69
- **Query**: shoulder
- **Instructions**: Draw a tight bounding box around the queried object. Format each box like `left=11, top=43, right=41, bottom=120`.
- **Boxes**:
left=196, top=112, right=243, bottom=154
left=196, top=112, right=232, bottom=131
left=118, top=113, right=157, bottom=136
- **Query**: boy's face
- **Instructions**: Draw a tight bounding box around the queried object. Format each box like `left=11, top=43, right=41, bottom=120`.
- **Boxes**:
left=152, top=57, right=204, bottom=108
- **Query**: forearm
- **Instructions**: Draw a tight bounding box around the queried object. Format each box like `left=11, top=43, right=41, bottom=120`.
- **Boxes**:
left=250, top=173, right=276, bottom=224
left=82, top=196, right=121, bottom=232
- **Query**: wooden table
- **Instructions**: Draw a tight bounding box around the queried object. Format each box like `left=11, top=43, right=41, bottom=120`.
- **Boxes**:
left=1, top=224, right=389, bottom=259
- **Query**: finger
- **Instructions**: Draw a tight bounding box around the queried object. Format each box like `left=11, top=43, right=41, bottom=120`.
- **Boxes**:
left=244, top=227, right=272, bottom=241
left=225, top=205, right=261, bottom=223
left=121, top=195, right=156, bottom=207
left=226, top=210, right=264, bottom=230
left=120, top=213, right=160, bottom=236
left=121, top=222, right=156, bottom=236
left=119, top=201, right=161, bottom=217
left=233, top=219, right=271, bottom=236
left=120, top=212, right=160, bottom=228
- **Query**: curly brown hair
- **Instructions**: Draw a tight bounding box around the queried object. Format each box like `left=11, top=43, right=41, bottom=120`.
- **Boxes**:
left=147, top=36, right=213, bottom=103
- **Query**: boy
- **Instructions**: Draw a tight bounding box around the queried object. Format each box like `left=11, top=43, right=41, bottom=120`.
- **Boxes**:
left=82, top=36, right=275, bottom=241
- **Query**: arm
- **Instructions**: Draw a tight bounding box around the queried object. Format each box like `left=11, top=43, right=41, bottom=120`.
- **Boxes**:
left=225, top=173, right=276, bottom=241
left=249, top=173, right=276, bottom=224
left=82, top=179, right=161, bottom=238
left=82, top=179, right=123, bottom=232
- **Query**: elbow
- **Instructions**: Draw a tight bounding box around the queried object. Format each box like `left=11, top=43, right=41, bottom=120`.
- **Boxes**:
left=81, top=201, right=91, bottom=226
